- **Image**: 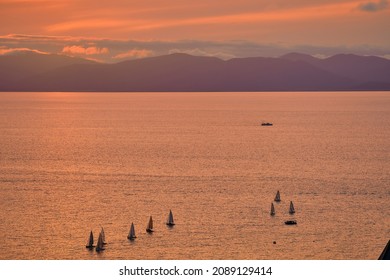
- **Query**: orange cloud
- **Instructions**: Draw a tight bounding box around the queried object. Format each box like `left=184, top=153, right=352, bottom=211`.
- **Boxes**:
left=130, top=1, right=361, bottom=31
left=0, top=46, right=48, bottom=55
left=113, top=49, right=154, bottom=59
left=41, top=1, right=364, bottom=35
left=1, top=1, right=389, bottom=56
left=62, top=45, right=109, bottom=55
left=47, top=19, right=138, bottom=33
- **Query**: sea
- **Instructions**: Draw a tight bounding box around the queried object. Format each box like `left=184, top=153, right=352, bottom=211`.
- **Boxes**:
left=0, top=91, right=389, bottom=260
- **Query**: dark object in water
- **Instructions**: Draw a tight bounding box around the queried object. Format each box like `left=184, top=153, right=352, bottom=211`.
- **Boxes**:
left=95, top=231, right=105, bottom=252
left=261, top=122, right=273, bottom=126
left=166, top=209, right=175, bottom=226
left=85, top=230, right=95, bottom=249
left=284, top=220, right=297, bottom=225
left=146, top=216, right=154, bottom=233
left=274, top=190, right=281, bottom=202
left=378, top=240, right=390, bottom=260
left=270, top=202, right=275, bottom=216
left=100, top=227, right=107, bottom=245
left=289, top=201, right=295, bottom=214
left=127, top=222, right=136, bottom=240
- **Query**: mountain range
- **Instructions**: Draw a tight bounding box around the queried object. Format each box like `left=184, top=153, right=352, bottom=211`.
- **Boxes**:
left=1, top=52, right=389, bottom=91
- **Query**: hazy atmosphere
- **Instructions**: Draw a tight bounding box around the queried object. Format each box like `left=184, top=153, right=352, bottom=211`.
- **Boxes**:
left=1, top=0, right=390, bottom=62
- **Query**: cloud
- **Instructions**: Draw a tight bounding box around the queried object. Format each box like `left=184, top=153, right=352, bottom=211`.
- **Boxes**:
left=114, top=1, right=361, bottom=34
left=0, top=46, right=48, bottom=55
left=358, top=0, right=388, bottom=12
left=168, top=48, right=235, bottom=60
left=113, top=49, right=154, bottom=60
left=62, top=45, right=109, bottom=55
left=47, top=19, right=132, bottom=33
left=1, top=34, right=390, bottom=63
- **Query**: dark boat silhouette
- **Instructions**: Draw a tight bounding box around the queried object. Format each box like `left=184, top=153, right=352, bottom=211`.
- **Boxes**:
left=95, top=231, right=105, bottom=252
left=284, top=220, right=297, bottom=225
left=289, top=201, right=295, bottom=214
left=85, top=230, right=95, bottom=249
left=270, top=203, right=275, bottom=216
left=127, top=222, right=137, bottom=240
left=166, top=210, right=175, bottom=226
left=274, top=190, right=281, bottom=202
left=146, top=216, right=154, bottom=233
left=378, top=240, right=390, bottom=260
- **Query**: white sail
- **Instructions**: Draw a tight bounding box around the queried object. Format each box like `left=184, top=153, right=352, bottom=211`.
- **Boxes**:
left=100, top=227, right=107, bottom=244
left=274, top=190, right=281, bottom=202
left=270, top=203, right=275, bottom=216
left=86, top=230, right=94, bottom=248
left=289, top=201, right=295, bottom=214
left=166, top=210, right=175, bottom=226
left=146, top=216, right=154, bottom=233
left=96, top=231, right=105, bottom=252
left=128, top=222, right=136, bottom=240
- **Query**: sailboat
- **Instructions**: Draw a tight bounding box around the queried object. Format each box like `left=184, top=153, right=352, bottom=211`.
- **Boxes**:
left=289, top=201, right=295, bottom=214
left=166, top=210, right=175, bottom=226
left=270, top=203, right=275, bottom=216
left=95, top=231, right=105, bottom=252
left=127, top=222, right=137, bottom=240
left=146, top=216, right=154, bottom=233
left=85, top=230, right=94, bottom=249
left=100, top=227, right=107, bottom=245
left=378, top=240, right=390, bottom=260
left=274, top=190, right=281, bottom=202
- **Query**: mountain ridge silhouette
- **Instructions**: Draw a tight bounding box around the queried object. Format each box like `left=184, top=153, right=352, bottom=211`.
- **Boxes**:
left=1, top=52, right=389, bottom=91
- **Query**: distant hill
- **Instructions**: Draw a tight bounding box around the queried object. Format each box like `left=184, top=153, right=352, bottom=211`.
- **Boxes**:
left=281, top=53, right=390, bottom=89
left=1, top=51, right=389, bottom=91
left=0, top=51, right=96, bottom=91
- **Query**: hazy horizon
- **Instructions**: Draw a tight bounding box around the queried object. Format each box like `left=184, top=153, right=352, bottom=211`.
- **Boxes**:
left=1, top=51, right=389, bottom=92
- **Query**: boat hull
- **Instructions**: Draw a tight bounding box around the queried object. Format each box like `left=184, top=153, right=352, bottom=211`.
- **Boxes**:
left=284, top=220, right=297, bottom=225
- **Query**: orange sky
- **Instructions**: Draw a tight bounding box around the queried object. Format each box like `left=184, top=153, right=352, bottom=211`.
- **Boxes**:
left=0, top=0, right=389, bottom=61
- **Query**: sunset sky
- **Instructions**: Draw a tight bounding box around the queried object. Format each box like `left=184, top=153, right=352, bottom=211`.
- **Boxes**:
left=1, top=0, right=389, bottom=62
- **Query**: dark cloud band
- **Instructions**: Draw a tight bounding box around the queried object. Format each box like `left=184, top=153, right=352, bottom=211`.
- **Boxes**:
left=359, top=0, right=388, bottom=12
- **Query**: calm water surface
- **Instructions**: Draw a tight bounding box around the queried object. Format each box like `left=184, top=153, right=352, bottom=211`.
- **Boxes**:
left=0, top=91, right=389, bottom=259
